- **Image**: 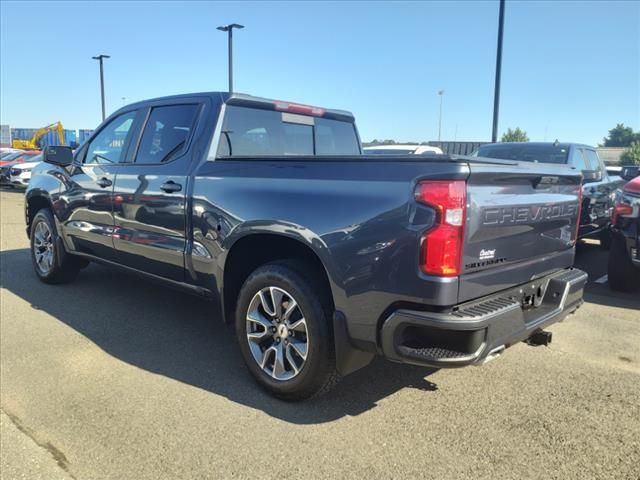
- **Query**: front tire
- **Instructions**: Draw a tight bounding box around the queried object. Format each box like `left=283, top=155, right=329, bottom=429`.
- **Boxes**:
left=235, top=262, right=340, bottom=400
left=30, top=209, right=82, bottom=284
left=608, top=234, right=639, bottom=292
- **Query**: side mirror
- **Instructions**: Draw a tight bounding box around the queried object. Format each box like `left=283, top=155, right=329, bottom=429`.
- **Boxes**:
left=621, top=166, right=640, bottom=181
left=44, top=145, right=73, bottom=167
left=582, top=169, right=602, bottom=183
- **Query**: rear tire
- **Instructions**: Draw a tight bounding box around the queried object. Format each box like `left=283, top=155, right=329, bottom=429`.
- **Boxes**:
left=30, top=209, right=83, bottom=284
left=608, top=235, right=639, bottom=292
left=235, top=261, right=340, bottom=400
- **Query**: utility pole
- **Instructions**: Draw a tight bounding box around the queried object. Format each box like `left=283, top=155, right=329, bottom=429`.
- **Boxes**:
left=491, top=0, right=505, bottom=142
left=92, top=54, right=110, bottom=121
left=438, top=90, right=445, bottom=143
left=217, top=24, right=244, bottom=93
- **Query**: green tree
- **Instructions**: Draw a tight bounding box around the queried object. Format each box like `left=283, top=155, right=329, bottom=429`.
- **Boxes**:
left=602, top=124, right=639, bottom=147
left=501, top=128, right=529, bottom=142
left=620, top=141, right=640, bottom=165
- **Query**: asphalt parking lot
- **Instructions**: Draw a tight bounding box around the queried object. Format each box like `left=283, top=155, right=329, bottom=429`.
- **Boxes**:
left=1, top=187, right=639, bottom=480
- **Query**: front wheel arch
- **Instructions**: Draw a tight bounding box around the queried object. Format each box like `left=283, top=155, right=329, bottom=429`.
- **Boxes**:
left=26, top=195, right=53, bottom=238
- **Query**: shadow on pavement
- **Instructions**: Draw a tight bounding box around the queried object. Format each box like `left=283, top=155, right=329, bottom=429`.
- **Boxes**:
left=583, top=287, right=640, bottom=310
left=0, top=248, right=438, bottom=424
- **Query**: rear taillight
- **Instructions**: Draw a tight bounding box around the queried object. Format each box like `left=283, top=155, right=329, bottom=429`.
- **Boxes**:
left=415, top=180, right=466, bottom=277
left=612, top=202, right=634, bottom=224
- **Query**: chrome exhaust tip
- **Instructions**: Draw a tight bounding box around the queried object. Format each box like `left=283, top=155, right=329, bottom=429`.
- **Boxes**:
left=480, top=345, right=505, bottom=365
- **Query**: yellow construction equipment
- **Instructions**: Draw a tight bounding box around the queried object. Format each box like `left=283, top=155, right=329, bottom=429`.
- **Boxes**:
left=12, top=122, right=65, bottom=150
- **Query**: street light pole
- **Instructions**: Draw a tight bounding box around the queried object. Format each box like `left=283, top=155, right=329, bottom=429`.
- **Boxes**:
left=92, top=54, right=110, bottom=121
left=217, top=24, right=244, bottom=93
left=491, top=0, right=505, bottom=143
left=438, top=90, right=445, bottom=143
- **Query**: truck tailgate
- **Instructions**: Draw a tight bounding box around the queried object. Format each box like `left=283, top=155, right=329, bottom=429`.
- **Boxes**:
left=459, top=162, right=582, bottom=303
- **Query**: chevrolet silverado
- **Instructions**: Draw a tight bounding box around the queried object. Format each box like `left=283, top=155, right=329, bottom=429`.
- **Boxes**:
left=25, top=92, right=587, bottom=399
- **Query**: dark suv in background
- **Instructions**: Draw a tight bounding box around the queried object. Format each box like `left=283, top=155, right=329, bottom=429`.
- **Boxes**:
left=473, top=142, right=622, bottom=247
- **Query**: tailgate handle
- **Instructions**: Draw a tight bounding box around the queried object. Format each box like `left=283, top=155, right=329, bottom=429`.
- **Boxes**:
left=532, top=176, right=560, bottom=188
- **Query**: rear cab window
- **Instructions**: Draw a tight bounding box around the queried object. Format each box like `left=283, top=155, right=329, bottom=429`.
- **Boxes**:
left=216, top=105, right=360, bottom=158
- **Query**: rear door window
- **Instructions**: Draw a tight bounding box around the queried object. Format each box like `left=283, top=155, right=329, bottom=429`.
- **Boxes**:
left=217, top=106, right=359, bottom=157
left=134, top=104, right=199, bottom=164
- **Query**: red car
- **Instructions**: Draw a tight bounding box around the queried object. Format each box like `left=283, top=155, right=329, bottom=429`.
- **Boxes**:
left=0, top=150, right=41, bottom=166
left=608, top=174, right=640, bottom=291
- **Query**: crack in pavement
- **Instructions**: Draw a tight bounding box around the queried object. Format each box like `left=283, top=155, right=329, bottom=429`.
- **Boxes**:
left=1, top=407, right=77, bottom=479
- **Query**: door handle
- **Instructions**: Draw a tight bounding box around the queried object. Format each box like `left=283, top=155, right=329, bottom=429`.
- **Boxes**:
left=96, top=177, right=112, bottom=188
left=160, top=181, right=182, bottom=193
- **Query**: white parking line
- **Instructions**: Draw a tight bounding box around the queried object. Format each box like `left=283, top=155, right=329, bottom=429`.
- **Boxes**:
left=594, top=275, right=608, bottom=284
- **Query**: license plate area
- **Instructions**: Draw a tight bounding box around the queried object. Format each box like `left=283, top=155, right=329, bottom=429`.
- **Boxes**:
left=513, top=280, right=550, bottom=311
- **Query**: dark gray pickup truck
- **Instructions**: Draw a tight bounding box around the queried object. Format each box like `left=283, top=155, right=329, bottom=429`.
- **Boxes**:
left=25, top=92, right=587, bottom=399
left=473, top=142, right=622, bottom=247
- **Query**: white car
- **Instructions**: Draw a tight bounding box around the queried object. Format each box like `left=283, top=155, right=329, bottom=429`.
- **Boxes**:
left=363, top=144, right=444, bottom=155
left=8, top=155, right=42, bottom=188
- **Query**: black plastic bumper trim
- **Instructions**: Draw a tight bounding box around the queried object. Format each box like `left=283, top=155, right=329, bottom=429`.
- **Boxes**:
left=380, top=268, right=588, bottom=368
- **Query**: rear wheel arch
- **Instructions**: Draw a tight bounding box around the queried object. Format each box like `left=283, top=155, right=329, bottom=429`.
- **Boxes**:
left=222, top=233, right=335, bottom=325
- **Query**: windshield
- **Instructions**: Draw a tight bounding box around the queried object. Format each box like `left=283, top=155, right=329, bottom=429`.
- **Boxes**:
left=475, top=144, right=569, bottom=164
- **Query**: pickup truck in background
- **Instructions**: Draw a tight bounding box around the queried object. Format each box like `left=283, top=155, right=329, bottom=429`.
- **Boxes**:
left=608, top=174, right=640, bottom=291
left=26, top=93, right=587, bottom=400
left=473, top=142, right=622, bottom=248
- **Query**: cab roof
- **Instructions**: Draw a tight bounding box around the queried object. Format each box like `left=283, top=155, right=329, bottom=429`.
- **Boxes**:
left=121, top=92, right=355, bottom=123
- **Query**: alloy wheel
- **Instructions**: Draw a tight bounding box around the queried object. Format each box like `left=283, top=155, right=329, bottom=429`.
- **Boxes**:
left=33, top=221, right=54, bottom=275
left=246, top=286, right=309, bottom=381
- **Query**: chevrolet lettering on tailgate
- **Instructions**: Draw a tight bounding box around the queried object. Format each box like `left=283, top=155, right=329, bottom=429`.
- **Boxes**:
left=483, top=203, right=578, bottom=226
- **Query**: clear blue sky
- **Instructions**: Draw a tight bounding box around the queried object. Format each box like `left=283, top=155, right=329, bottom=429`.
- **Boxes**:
left=1, top=0, right=638, bottom=144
